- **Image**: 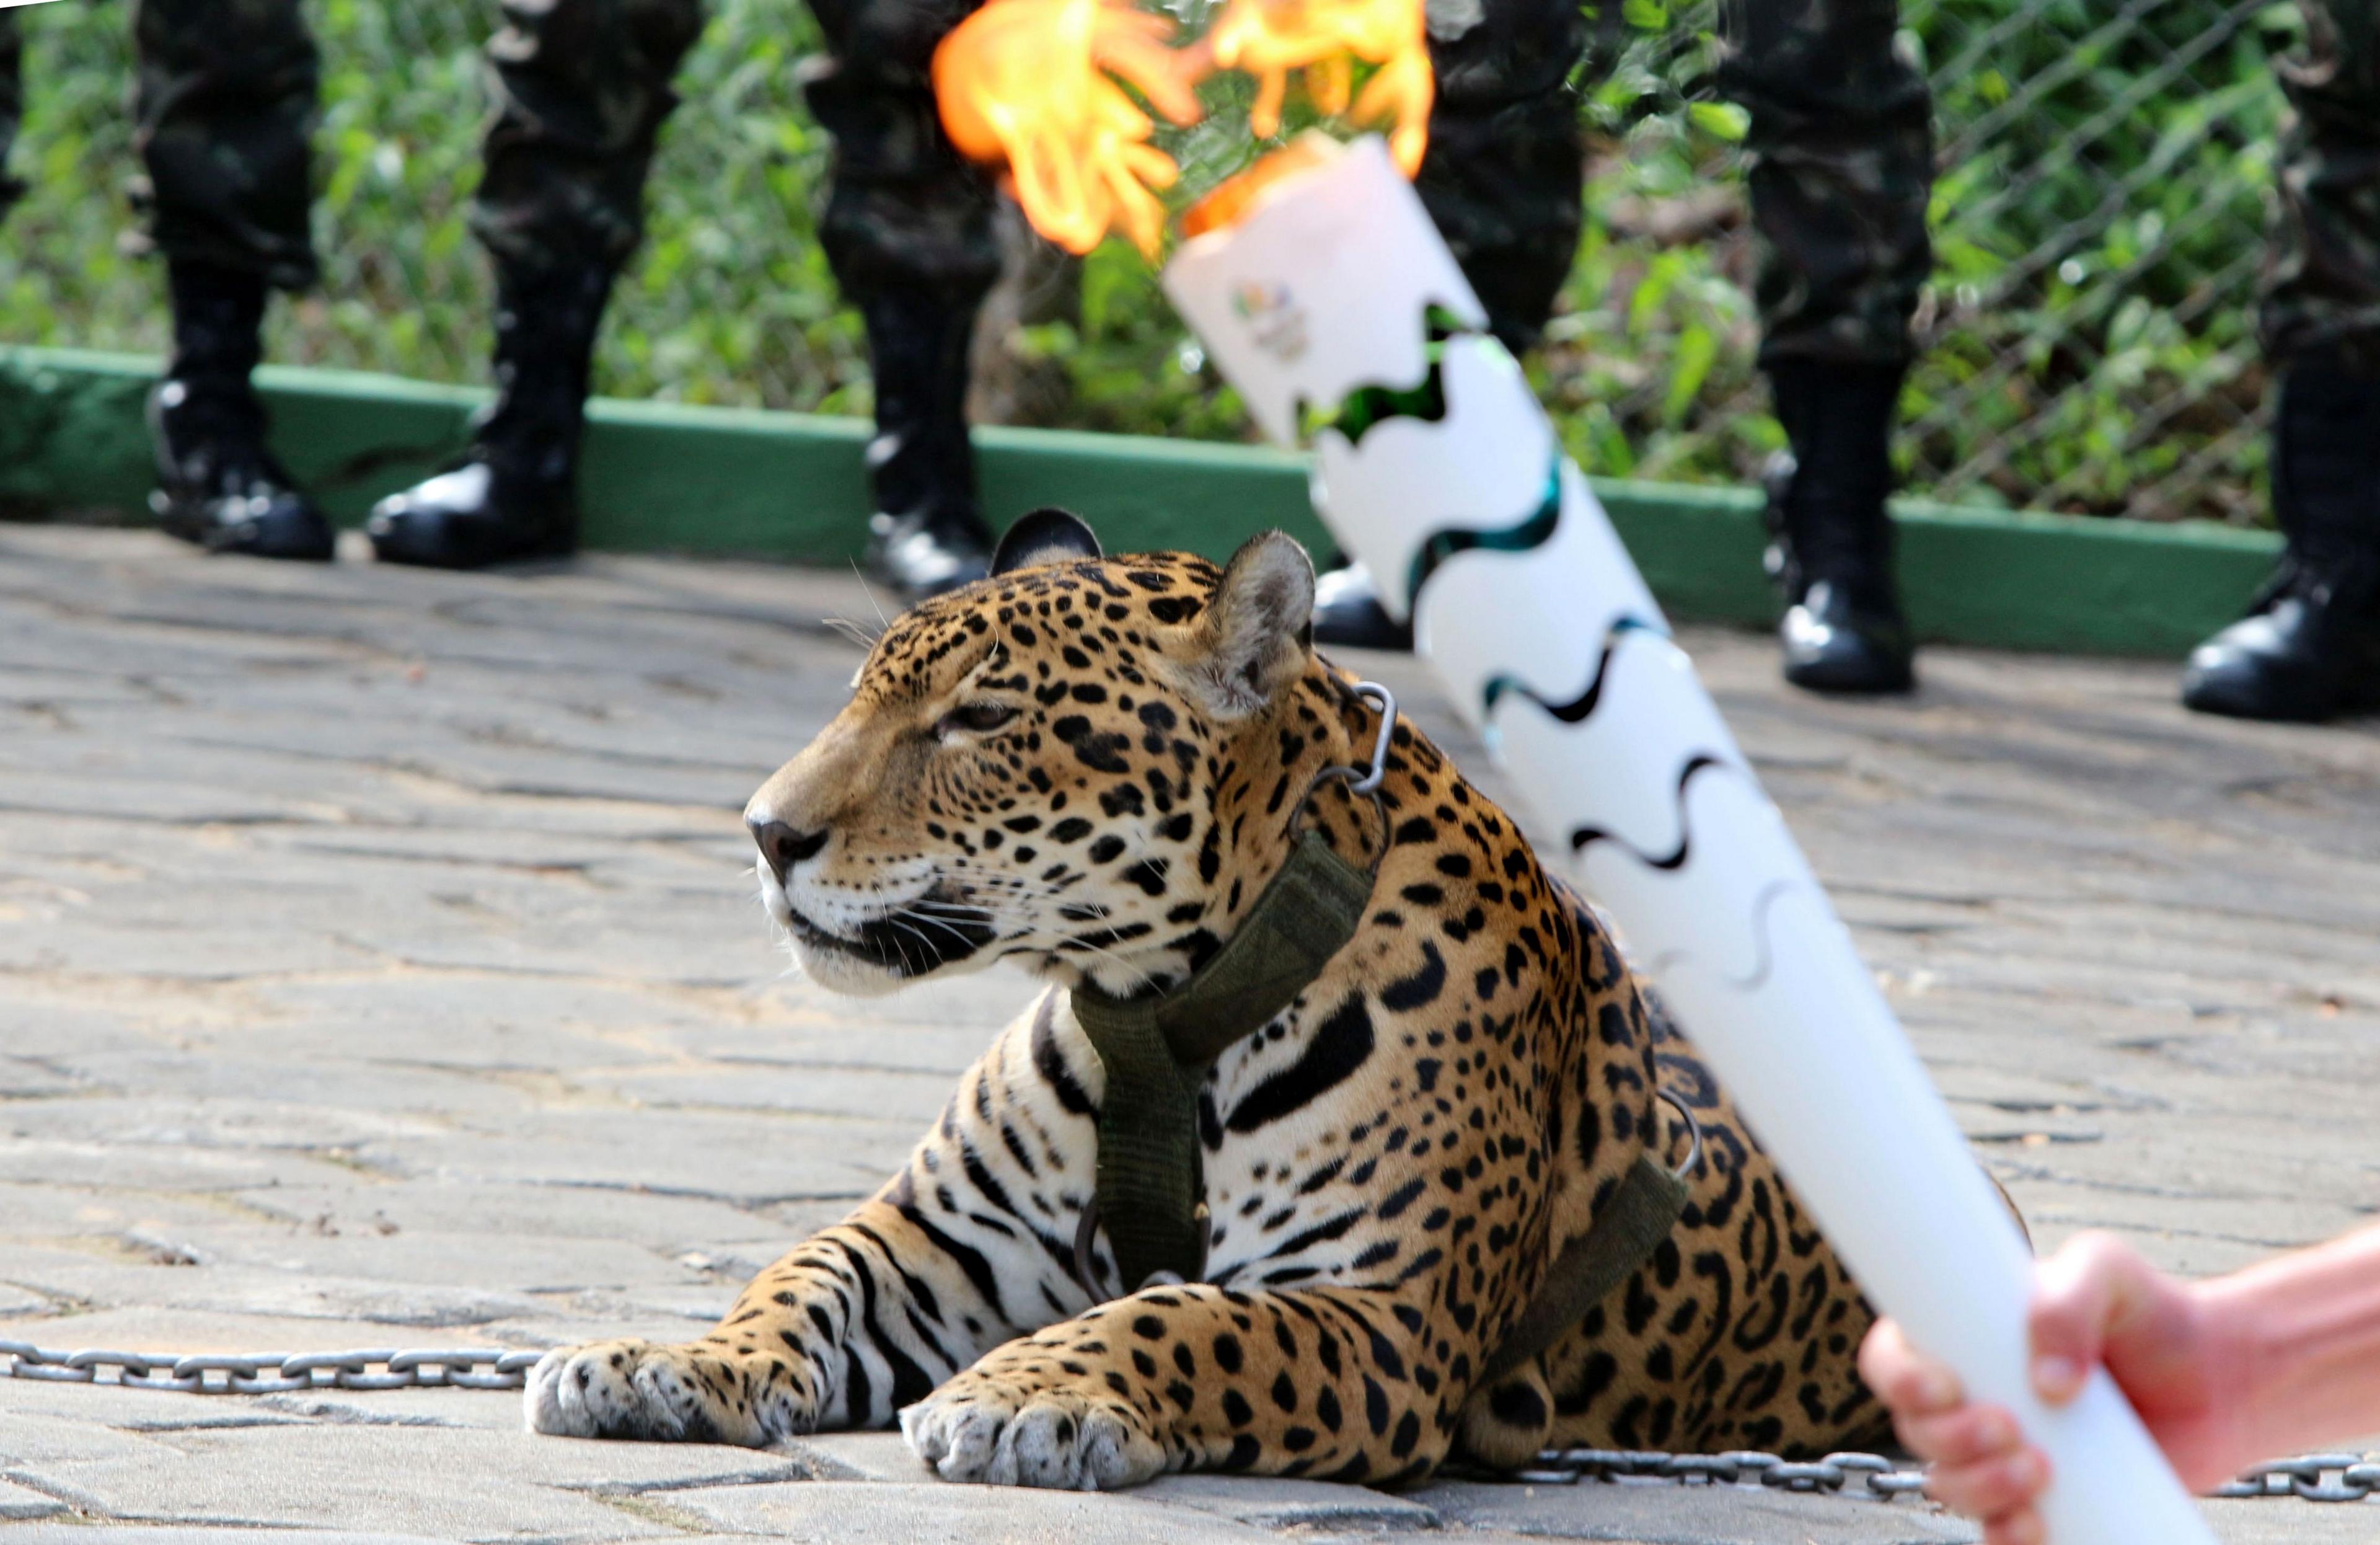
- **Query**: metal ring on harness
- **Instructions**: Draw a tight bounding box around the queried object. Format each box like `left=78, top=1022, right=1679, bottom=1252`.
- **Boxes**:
left=1072, top=1197, right=1201, bottom=1296
left=1655, top=1086, right=1703, bottom=1182
left=1073, top=1202, right=1103, bottom=1295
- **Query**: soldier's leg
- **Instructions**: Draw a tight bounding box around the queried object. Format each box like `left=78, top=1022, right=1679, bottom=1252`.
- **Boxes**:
left=2260, top=0, right=2380, bottom=373
left=1411, top=0, right=1595, bottom=355
left=804, top=0, right=1001, bottom=598
left=2182, top=0, right=2380, bottom=721
left=1719, top=0, right=1930, bottom=372
left=1314, top=0, right=1598, bottom=650
left=131, top=0, right=331, bottom=560
left=0, top=12, right=25, bottom=224
left=371, top=0, right=707, bottom=570
left=468, top=0, right=707, bottom=276
left=1717, top=0, right=1933, bottom=694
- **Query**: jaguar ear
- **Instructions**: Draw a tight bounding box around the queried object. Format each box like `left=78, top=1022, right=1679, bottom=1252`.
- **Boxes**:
left=1184, top=530, right=1315, bottom=720
left=992, top=508, right=1104, bottom=575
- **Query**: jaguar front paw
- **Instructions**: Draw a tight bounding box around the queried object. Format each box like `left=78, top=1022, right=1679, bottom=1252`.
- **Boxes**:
left=524, top=1338, right=771, bottom=1445
left=901, top=1370, right=1165, bottom=1490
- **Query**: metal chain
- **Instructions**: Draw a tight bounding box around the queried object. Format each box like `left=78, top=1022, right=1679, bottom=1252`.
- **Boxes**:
left=0, top=1339, right=538, bottom=1395
left=1488, top=1446, right=1934, bottom=1500
left=7, top=1337, right=2372, bottom=1503
left=1481, top=1444, right=2380, bottom=1505
left=2213, top=1455, right=2380, bottom=1503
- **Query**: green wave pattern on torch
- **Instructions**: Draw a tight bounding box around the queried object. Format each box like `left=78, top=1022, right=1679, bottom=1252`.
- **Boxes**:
left=1480, top=613, right=1666, bottom=722
left=1402, top=459, right=1563, bottom=613
left=1310, top=323, right=1664, bottom=728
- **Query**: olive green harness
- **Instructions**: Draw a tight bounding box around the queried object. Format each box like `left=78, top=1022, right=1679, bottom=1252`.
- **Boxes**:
left=1072, top=826, right=1375, bottom=1291
left=1067, top=682, right=1695, bottom=1382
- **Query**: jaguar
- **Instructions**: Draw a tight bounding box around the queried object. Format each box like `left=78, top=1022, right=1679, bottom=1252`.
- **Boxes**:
left=526, top=510, right=1896, bottom=1489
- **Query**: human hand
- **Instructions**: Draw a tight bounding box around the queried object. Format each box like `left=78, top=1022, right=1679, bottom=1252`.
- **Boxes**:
left=1857, top=1231, right=2252, bottom=1544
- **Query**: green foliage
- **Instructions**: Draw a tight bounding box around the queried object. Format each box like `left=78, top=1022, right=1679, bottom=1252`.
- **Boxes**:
left=1900, top=0, right=2286, bottom=523
left=0, top=0, right=2292, bottom=523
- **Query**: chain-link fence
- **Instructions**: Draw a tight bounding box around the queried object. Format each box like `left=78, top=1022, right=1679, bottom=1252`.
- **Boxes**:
left=0, top=0, right=2298, bottom=526
left=1546, top=0, right=2288, bottom=526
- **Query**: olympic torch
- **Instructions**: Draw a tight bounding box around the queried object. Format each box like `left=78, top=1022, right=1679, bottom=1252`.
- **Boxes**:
left=930, top=9, right=2217, bottom=1530
left=1158, top=135, right=2214, bottom=1542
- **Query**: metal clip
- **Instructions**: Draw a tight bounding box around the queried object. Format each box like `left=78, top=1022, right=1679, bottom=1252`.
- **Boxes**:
left=1287, top=680, right=1398, bottom=872
left=1070, top=1197, right=1209, bottom=1301
left=1654, top=1087, right=1704, bottom=1181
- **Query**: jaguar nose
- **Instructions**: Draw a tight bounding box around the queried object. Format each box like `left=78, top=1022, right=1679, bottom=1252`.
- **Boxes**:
left=748, top=817, right=828, bottom=885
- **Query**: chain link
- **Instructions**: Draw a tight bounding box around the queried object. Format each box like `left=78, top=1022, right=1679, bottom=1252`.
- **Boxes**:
left=0, top=1340, right=539, bottom=1395
left=7, top=1337, right=2373, bottom=1505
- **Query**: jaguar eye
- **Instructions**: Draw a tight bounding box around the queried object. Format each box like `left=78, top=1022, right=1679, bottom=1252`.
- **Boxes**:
left=940, top=701, right=1018, bottom=737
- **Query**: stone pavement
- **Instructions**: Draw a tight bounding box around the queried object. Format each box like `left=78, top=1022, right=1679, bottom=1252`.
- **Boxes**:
left=1, top=523, right=2376, bottom=1545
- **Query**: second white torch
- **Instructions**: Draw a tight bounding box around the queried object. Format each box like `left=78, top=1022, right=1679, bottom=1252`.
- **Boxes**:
left=1163, top=136, right=2217, bottom=1544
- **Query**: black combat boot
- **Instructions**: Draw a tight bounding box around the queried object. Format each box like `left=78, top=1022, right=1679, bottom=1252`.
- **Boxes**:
left=1763, top=358, right=1915, bottom=694
left=1311, top=560, right=1414, bottom=651
left=149, top=260, right=334, bottom=561
left=367, top=257, right=610, bottom=569
left=860, top=290, right=994, bottom=599
left=2181, top=356, right=2380, bottom=722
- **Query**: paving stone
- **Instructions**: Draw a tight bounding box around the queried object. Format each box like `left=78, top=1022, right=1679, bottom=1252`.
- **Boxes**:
left=7, top=1419, right=790, bottom=1535
left=643, top=1016, right=1008, bottom=1076
left=768, top=1430, right=930, bottom=1482
left=0, top=1285, right=60, bottom=1317
left=1140, top=1471, right=1442, bottom=1530
left=20, top=1533, right=467, bottom=1545
left=669, top=1479, right=1288, bottom=1541
left=251, top=1389, right=527, bottom=1432
left=0, top=1304, right=524, bottom=1355
left=0, top=1097, right=450, bottom=1156
left=0, top=1408, right=173, bottom=1471
left=1422, top=1479, right=1981, bottom=1542
left=567, top=1063, right=966, bottom=1126
left=0, top=1378, right=350, bottom=1435
left=2195, top=1499, right=2380, bottom=1543
left=0, top=1251, right=553, bottom=1330
left=220, top=1179, right=772, bottom=1250
left=22, top=1222, right=708, bottom=1298
left=370, top=1110, right=908, bottom=1198
left=0, top=1478, right=68, bottom=1520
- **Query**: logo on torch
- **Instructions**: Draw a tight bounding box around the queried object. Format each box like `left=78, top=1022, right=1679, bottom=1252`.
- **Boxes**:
left=1229, top=280, right=1308, bottom=362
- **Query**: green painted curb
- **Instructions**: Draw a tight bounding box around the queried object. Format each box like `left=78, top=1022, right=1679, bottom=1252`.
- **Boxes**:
left=0, top=346, right=2276, bottom=658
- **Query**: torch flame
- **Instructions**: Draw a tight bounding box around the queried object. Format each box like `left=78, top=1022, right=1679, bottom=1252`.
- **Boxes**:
left=935, top=0, right=1431, bottom=257
left=1206, top=0, right=1432, bottom=177
left=933, top=0, right=1204, bottom=257
left=1181, top=131, right=1343, bottom=240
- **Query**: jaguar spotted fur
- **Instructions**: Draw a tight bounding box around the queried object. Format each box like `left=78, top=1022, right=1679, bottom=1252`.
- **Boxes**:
left=526, top=510, right=1897, bottom=1489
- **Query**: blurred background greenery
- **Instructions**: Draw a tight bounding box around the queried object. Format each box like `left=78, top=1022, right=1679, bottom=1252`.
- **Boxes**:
left=0, top=0, right=2296, bottom=525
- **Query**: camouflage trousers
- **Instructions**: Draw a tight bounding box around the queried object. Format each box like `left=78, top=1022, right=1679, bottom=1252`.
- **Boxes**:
left=124, top=0, right=323, bottom=290
left=1714, top=0, right=1936, bottom=368
left=0, top=0, right=705, bottom=289
left=0, top=0, right=322, bottom=287
left=2263, top=0, right=2380, bottom=372
left=0, top=18, right=21, bottom=221
left=473, top=0, right=708, bottom=277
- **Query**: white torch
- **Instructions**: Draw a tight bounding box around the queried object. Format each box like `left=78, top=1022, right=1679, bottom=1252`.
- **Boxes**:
left=1162, top=135, right=2217, bottom=1544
